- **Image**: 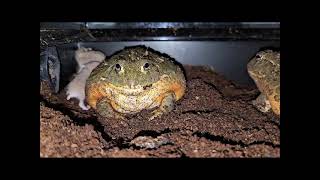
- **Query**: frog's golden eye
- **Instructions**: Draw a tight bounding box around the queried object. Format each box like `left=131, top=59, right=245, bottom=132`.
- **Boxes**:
left=143, top=62, right=150, bottom=70
left=140, top=62, right=150, bottom=74
left=115, top=64, right=122, bottom=72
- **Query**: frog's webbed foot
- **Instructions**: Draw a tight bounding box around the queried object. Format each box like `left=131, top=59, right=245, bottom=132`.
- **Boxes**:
left=96, top=98, right=126, bottom=120
left=149, top=93, right=175, bottom=121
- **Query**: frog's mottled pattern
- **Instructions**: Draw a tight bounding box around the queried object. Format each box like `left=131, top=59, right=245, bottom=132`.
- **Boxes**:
left=247, top=49, right=280, bottom=115
left=86, top=46, right=186, bottom=120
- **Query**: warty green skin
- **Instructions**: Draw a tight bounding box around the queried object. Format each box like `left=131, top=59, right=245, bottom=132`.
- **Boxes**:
left=88, top=47, right=184, bottom=89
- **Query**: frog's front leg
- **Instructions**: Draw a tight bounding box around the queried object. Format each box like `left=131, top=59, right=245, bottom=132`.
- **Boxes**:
left=149, top=92, right=175, bottom=121
left=252, top=93, right=271, bottom=113
left=96, top=97, right=126, bottom=120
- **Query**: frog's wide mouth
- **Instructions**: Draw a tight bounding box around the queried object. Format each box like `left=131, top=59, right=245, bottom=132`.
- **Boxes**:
left=106, top=83, right=154, bottom=96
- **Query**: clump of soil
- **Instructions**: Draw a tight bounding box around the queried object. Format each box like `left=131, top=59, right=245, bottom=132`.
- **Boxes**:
left=40, top=65, right=280, bottom=158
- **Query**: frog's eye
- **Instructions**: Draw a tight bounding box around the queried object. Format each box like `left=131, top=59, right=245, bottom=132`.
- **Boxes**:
left=143, top=62, right=150, bottom=70
left=115, top=64, right=122, bottom=72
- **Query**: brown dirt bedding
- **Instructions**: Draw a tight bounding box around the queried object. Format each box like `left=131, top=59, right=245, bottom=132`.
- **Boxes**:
left=40, top=65, right=280, bottom=158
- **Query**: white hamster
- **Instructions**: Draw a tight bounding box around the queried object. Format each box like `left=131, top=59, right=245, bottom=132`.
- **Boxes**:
left=66, top=48, right=105, bottom=110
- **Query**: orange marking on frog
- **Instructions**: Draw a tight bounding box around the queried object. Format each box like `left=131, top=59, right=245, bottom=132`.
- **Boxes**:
left=86, top=83, right=108, bottom=109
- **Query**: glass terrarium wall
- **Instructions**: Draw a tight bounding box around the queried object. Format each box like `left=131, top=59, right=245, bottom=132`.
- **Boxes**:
left=40, top=22, right=280, bottom=91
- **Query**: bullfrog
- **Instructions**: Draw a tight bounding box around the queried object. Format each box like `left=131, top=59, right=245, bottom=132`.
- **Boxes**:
left=247, top=49, right=280, bottom=115
left=85, top=46, right=186, bottom=120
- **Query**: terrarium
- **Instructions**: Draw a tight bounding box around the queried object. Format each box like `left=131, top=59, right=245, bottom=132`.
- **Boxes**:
left=40, top=22, right=280, bottom=158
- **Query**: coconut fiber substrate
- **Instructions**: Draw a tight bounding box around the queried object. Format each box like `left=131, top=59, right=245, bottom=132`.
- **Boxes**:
left=40, top=65, right=280, bottom=158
